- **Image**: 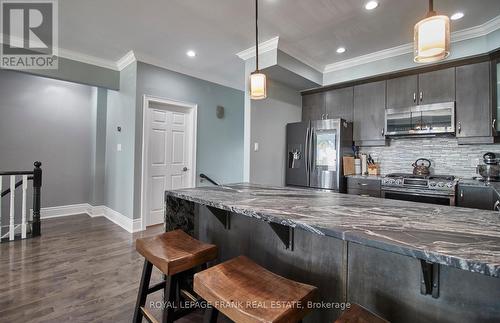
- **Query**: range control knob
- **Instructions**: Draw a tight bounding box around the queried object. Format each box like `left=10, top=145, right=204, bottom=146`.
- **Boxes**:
left=395, top=179, right=403, bottom=185
left=437, top=182, right=445, bottom=187
left=446, top=182, right=454, bottom=188
left=429, top=182, right=437, bottom=187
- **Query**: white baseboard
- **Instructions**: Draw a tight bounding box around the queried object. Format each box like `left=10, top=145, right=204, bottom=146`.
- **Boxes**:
left=39, top=204, right=143, bottom=233
left=39, top=203, right=90, bottom=219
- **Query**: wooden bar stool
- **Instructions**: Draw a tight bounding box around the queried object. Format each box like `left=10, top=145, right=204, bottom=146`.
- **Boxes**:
left=194, top=255, right=318, bottom=323
left=133, top=230, right=218, bottom=323
left=335, top=303, right=389, bottom=323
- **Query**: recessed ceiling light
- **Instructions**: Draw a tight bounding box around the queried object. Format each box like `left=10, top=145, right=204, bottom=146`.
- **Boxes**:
left=450, top=12, right=464, bottom=20
left=336, top=47, right=346, bottom=54
left=186, top=50, right=196, bottom=57
left=364, top=1, right=378, bottom=10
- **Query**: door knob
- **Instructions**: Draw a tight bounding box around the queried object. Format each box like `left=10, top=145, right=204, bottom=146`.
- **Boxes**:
left=182, top=167, right=188, bottom=172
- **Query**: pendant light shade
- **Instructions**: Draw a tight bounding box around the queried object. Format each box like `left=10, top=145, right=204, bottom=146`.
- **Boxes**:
left=414, top=0, right=450, bottom=63
left=250, top=0, right=267, bottom=100
left=250, top=71, right=267, bottom=100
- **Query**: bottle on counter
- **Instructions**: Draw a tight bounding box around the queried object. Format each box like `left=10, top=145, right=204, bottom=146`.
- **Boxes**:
left=361, top=154, right=368, bottom=175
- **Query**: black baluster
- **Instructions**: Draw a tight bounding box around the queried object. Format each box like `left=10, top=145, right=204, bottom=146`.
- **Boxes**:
left=32, top=161, right=42, bottom=237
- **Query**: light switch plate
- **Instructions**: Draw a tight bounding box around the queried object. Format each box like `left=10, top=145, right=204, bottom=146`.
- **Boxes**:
left=117, top=144, right=122, bottom=152
left=254, top=142, right=259, bottom=152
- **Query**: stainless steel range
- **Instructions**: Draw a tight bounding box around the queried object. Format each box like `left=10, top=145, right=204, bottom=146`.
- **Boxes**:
left=381, top=173, right=457, bottom=206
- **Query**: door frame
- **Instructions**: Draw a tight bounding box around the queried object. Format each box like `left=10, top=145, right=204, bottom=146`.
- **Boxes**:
left=140, top=95, right=198, bottom=230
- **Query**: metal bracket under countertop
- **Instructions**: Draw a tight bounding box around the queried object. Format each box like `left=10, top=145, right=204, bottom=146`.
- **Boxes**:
left=269, top=222, right=294, bottom=251
left=207, top=206, right=231, bottom=230
left=420, top=260, right=440, bottom=298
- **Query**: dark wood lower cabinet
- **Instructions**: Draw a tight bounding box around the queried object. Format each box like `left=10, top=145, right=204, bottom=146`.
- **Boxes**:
left=347, top=177, right=381, bottom=198
left=456, top=185, right=497, bottom=210
left=195, top=205, right=500, bottom=323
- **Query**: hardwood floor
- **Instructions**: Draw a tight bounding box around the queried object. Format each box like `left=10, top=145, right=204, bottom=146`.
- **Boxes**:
left=0, top=215, right=203, bottom=322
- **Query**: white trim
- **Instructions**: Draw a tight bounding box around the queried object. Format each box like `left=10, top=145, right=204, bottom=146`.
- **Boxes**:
left=323, top=15, right=500, bottom=73
left=140, top=95, right=198, bottom=231
left=116, top=50, right=137, bottom=71
left=38, top=204, right=143, bottom=233
left=39, top=203, right=93, bottom=219
left=58, top=48, right=118, bottom=70
left=236, top=36, right=280, bottom=60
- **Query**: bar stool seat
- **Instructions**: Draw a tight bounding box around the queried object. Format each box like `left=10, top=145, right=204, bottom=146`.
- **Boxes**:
left=134, top=230, right=218, bottom=323
left=136, top=229, right=218, bottom=275
left=335, top=303, right=389, bottom=323
left=194, top=255, right=318, bottom=323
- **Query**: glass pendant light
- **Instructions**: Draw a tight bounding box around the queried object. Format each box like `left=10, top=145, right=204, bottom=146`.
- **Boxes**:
left=414, top=0, right=450, bottom=63
left=250, top=0, right=267, bottom=100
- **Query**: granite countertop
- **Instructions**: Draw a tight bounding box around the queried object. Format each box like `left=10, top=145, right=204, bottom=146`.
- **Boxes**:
left=166, top=183, right=500, bottom=278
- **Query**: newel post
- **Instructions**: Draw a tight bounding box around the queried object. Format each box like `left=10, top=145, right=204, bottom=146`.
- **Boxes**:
left=32, top=161, right=42, bottom=237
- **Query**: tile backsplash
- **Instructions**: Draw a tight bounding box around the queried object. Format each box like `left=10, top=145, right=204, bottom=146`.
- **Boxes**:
left=360, top=137, right=500, bottom=179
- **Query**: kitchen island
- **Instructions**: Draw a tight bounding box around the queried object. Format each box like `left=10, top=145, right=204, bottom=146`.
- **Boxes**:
left=165, top=183, right=500, bottom=322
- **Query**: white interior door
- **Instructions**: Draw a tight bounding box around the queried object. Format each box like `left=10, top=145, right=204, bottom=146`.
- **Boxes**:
left=146, top=103, right=194, bottom=226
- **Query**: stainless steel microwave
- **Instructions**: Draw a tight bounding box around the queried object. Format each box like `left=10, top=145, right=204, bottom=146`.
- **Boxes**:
left=385, top=102, right=455, bottom=136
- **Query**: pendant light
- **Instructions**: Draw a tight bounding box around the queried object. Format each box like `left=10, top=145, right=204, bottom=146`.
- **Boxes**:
left=414, top=0, right=450, bottom=63
left=250, top=0, right=267, bottom=100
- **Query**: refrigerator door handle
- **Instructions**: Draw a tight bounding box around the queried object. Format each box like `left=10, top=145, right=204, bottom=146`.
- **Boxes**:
left=309, top=127, right=315, bottom=173
left=304, top=127, right=310, bottom=174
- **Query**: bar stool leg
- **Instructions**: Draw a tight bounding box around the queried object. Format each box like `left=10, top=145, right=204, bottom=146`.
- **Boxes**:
left=162, top=275, right=178, bottom=323
left=203, top=306, right=219, bottom=323
left=133, top=260, right=153, bottom=323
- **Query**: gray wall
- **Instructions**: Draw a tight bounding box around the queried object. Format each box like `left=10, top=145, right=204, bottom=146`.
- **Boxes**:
left=133, top=61, right=245, bottom=219
left=104, top=63, right=137, bottom=219
left=361, top=137, right=500, bottom=178
left=0, top=69, right=94, bottom=216
left=23, top=56, right=120, bottom=90
left=250, top=79, right=302, bottom=186
left=90, top=88, right=107, bottom=206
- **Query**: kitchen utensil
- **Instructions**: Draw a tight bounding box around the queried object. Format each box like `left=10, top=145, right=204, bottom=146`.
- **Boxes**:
left=412, top=158, right=431, bottom=176
left=477, top=153, right=500, bottom=181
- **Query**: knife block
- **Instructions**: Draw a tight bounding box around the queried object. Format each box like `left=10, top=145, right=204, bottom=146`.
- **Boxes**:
left=367, top=163, right=380, bottom=176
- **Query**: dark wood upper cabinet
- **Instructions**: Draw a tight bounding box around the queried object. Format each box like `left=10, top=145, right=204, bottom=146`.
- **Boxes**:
left=456, top=61, right=492, bottom=140
left=302, top=92, right=325, bottom=122
left=353, top=81, right=387, bottom=146
left=386, top=75, right=418, bottom=109
left=418, top=67, right=455, bottom=105
left=325, top=87, right=353, bottom=121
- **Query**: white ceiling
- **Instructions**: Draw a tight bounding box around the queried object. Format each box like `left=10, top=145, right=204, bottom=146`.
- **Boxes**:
left=59, top=0, right=500, bottom=90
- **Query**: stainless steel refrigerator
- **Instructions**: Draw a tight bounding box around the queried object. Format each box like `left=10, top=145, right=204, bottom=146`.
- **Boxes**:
left=286, top=118, right=353, bottom=192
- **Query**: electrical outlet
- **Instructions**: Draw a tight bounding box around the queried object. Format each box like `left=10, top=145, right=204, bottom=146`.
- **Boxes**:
left=117, top=144, right=122, bottom=152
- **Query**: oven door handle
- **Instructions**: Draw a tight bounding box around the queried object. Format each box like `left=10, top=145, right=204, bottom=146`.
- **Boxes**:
left=381, top=189, right=452, bottom=198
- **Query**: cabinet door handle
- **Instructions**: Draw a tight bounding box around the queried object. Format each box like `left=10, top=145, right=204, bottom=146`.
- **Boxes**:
left=413, top=92, right=416, bottom=103
left=321, top=114, right=325, bottom=120
left=419, top=91, right=423, bottom=102
left=458, top=121, right=461, bottom=134
left=381, top=128, right=385, bottom=136
left=325, top=113, right=329, bottom=119
left=492, top=119, right=496, bottom=130
left=494, top=200, right=500, bottom=211
left=358, top=183, right=368, bottom=186
left=460, top=190, right=464, bottom=198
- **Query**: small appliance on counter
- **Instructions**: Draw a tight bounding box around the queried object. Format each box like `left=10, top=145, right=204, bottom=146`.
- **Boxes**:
left=476, top=152, right=500, bottom=182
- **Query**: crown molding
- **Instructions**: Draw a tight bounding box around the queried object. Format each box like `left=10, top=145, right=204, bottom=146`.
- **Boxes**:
left=236, top=36, right=280, bottom=60
left=323, top=14, right=500, bottom=74
left=116, top=50, right=136, bottom=71
left=58, top=48, right=118, bottom=70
